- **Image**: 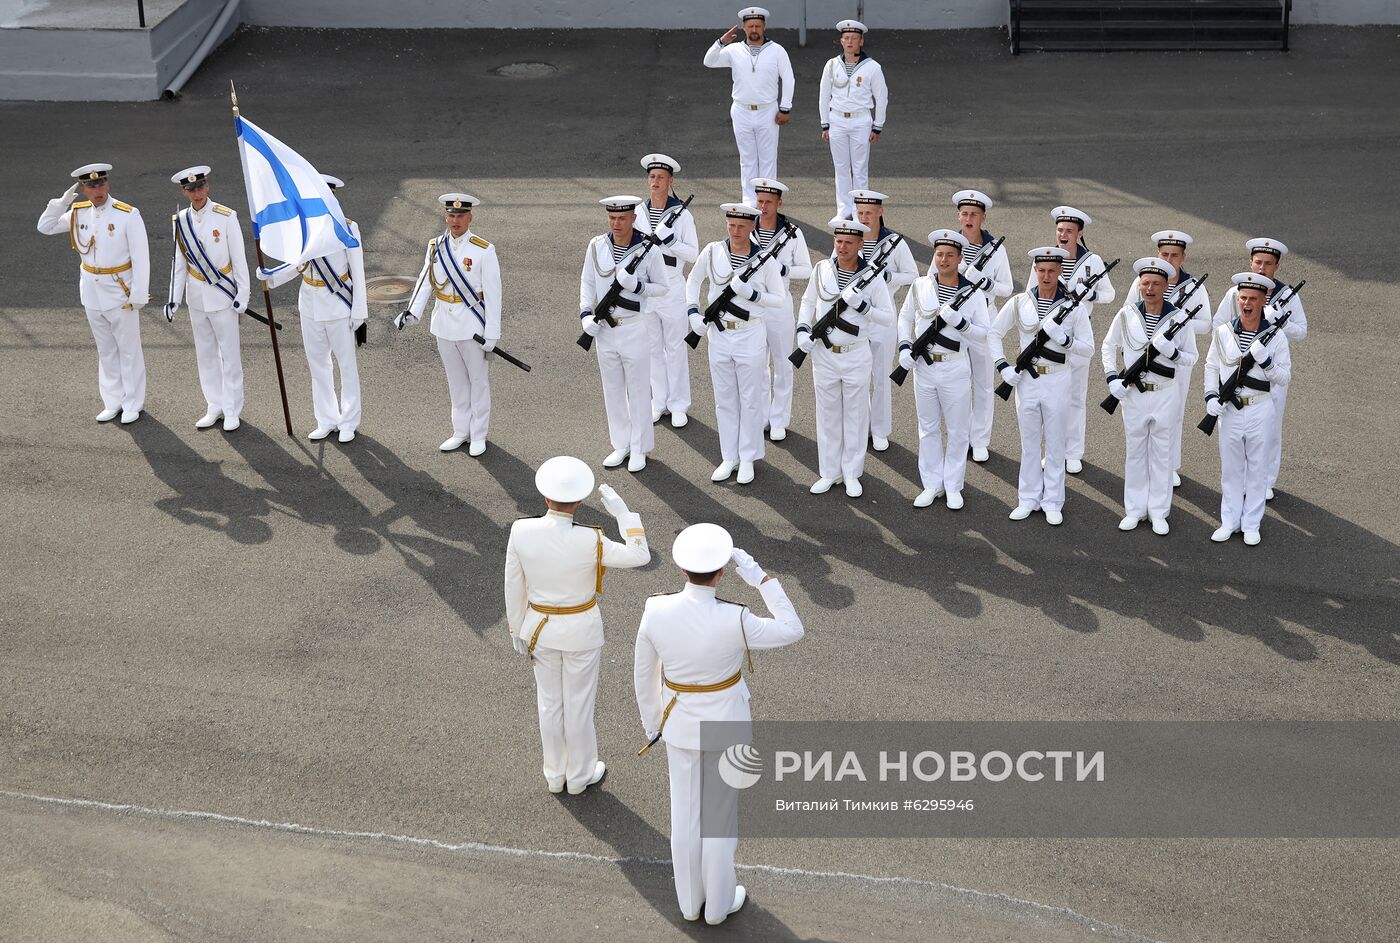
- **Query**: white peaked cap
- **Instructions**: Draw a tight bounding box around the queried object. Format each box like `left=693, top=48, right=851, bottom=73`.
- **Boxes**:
left=535, top=456, right=595, bottom=503
left=672, top=523, right=735, bottom=572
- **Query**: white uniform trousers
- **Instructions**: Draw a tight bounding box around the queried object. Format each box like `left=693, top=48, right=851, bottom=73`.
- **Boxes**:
left=812, top=341, right=872, bottom=481
left=1170, top=364, right=1194, bottom=473
left=437, top=336, right=490, bottom=443
left=301, top=314, right=360, bottom=433
left=828, top=112, right=872, bottom=219
left=1218, top=397, right=1275, bottom=533
left=596, top=318, right=655, bottom=457
left=85, top=305, right=146, bottom=413
left=1013, top=368, right=1071, bottom=512
left=868, top=320, right=896, bottom=441
left=731, top=102, right=780, bottom=206
left=648, top=288, right=692, bottom=416
left=708, top=324, right=769, bottom=463
left=1120, top=384, right=1177, bottom=521
left=189, top=305, right=243, bottom=420
left=763, top=300, right=796, bottom=431
left=914, top=355, right=973, bottom=495
left=531, top=644, right=602, bottom=792
left=1066, top=320, right=1096, bottom=463
left=969, top=336, right=997, bottom=450
left=1267, top=385, right=1289, bottom=490
left=666, top=744, right=739, bottom=924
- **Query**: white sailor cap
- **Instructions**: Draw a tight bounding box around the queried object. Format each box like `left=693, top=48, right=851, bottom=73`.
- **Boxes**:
left=72, top=163, right=112, bottom=182
left=1232, top=272, right=1273, bottom=293
left=1151, top=229, right=1193, bottom=248
left=849, top=189, right=889, bottom=205
left=928, top=228, right=969, bottom=250
left=837, top=19, right=867, bottom=34
left=439, top=192, right=479, bottom=212
left=750, top=177, right=788, bottom=195
left=721, top=202, right=760, bottom=220
left=1246, top=237, right=1288, bottom=259
left=322, top=174, right=345, bottom=190
left=1134, top=257, right=1177, bottom=281
left=953, top=189, right=993, bottom=211
left=534, top=455, right=595, bottom=503
left=641, top=153, right=680, bottom=174
left=1028, top=246, right=1071, bottom=264
left=171, top=165, right=211, bottom=189
left=739, top=6, right=768, bottom=21
left=829, top=217, right=871, bottom=236
left=1052, top=205, right=1091, bottom=227
left=672, top=522, right=735, bottom=573
left=600, top=195, right=643, bottom=212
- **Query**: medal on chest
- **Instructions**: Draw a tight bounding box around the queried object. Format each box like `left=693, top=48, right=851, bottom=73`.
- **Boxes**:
left=108, top=223, right=115, bottom=235
left=856, top=75, right=863, bottom=86
left=212, top=229, right=220, bottom=243
left=463, top=257, right=473, bottom=271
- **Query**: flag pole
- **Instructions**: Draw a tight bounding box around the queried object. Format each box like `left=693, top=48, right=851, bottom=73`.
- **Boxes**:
left=231, top=81, right=295, bottom=437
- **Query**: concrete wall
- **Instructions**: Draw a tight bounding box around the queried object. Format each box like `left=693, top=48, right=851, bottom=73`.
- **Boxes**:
left=1291, top=0, right=1400, bottom=25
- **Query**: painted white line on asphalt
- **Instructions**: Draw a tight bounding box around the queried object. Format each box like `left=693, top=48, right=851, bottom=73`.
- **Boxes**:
left=1, top=789, right=1162, bottom=942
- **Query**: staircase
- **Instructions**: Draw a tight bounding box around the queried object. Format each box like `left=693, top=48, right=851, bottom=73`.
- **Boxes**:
left=1009, top=0, right=1291, bottom=53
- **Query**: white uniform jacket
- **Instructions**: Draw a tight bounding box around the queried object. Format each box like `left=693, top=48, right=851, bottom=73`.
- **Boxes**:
left=263, top=220, right=368, bottom=324
left=759, top=214, right=813, bottom=287
left=169, top=202, right=250, bottom=313
left=818, top=53, right=888, bottom=132
left=1027, top=246, right=1115, bottom=308
left=1203, top=318, right=1292, bottom=406
left=1124, top=270, right=1212, bottom=337
left=1213, top=277, right=1307, bottom=341
left=685, top=240, right=786, bottom=320
left=38, top=196, right=151, bottom=310
left=703, top=38, right=795, bottom=110
left=405, top=229, right=502, bottom=342
left=504, top=509, right=650, bottom=652
left=1100, top=300, right=1199, bottom=382
left=864, top=227, right=918, bottom=292
left=579, top=230, right=669, bottom=321
left=634, top=580, right=804, bottom=750
left=898, top=275, right=993, bottom=353
left=797, top=257, right=897, bottom=347
left=633, top=197, right=699, bottom=291
left=992, top=287, right=1094, bottom=369
left=955, top=228, right=1013, bottom=302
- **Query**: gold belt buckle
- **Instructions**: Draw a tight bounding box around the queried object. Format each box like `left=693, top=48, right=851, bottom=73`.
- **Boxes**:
left=842, top=111, right=853, bottom=117
left=1036, top=364, right=1050, bottom=375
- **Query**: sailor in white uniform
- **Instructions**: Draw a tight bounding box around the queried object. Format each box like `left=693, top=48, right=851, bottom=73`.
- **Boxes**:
left=818, top=20, right=888, bottom=219
left=949, top=189, right=1013, bottom=463
left=850, top=189, right=917, bottom=451
left=750, top=177, right=812, bottom=440
left=635, top=154, right=700, bottom=427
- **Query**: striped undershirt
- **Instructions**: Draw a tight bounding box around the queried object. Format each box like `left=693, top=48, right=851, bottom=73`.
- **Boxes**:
left=934, top=281, right=959, bottom=306
left=835, top=267, right=858, bottom=290
left=1142, top=308, right=1164, bottom=335
left=748, top=43, right=763, bottom=59
left=1035, top=294, right=1056, bottom=317
left=1060, top=255, right=1082, bottom=282
left=1237, top=328, right=1259, bottom=354
left=843, top=60, right=857, bottom=76
left=756, top=225, right=777, bottom=248
left=729, top=251, right=750, bottom=270
left=862, top=239, right=879, bottom=259
left=960, top=241, right=982, bottom=267
left=610, top=241, right=627, bottom=264
left=646, top=205, right=664, bottom=229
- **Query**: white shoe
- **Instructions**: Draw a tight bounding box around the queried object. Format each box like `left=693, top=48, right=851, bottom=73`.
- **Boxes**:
left=1009, top=505, right=1034, bottom=521
left=1265, top=488, right=1275, bottom=501
left=1119, top=516, right=1141, bottom=531
left=1045, top=509, right=1064, bottom=526
left=707, top=885, right=747, bottom=925
left=683, top=910, right=702, bottom=922
left=627, top=453, right=646, bottom=473
left=468, top=440, right=487, bottom=457
left=195, top=410, right=222, bottom=429
left=1151, top=518, right=1170, bottom=536
left=1066, top=458, right=1083, bottom=474
left=844, top=478, right=863, bottom=498
left=337, top=428, right=356, bottom=443
left=946, top=490, right=964, bottom=510
left=222, top=416, right=240, bottom=432
left=440, top=435, right=467, bottom=452
left=546, top=779, right=565, bottom=795
left=308, top=427, right=334, bottom=441
left=96, top=407, right=121, bottom=423
left=871, top=435, right=889, bottom=452
left=971, top=446, right=989, bottom=463
left=602, top=448, right=628, bottom=468
left=119, top=410, right=141, bottom=424
left=651, top=408, right=663, bottom=423
left=670, top=411, right=688, bottom=428
left=711, top=460, right=736, bottom=482
left=769, top=426, right=786, bottom=441
left=567, top=760, right=607, bottom=795
left=1211, top=526, right=1233, bottom=543
left=913, top=488, right=940, bottom=508
left=1243, top=530, right=1261, bottom=546
left=1172, top=471, right=1182, bottom=488
left=736, top=460, right=755, bottom=485
left=810, top=476, right=840, bottom=495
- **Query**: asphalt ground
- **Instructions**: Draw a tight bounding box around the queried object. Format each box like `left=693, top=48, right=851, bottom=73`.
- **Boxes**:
left=2, top=24, right=1399, bottom=943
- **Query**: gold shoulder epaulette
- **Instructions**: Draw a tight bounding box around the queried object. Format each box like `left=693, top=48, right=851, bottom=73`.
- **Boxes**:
left=113, top=201, right=133, bottom=212
left=572, top=522, right=603, bottom=531
left=213, top=204, right=233, bottom=217
left=469, top=234, right=491, bottom=249
left=73, top=200, right=92, bottom=209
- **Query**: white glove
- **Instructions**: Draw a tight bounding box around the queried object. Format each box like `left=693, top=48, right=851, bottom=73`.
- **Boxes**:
left=1108, top=379, right=1127, bottom=400
left=999, top=364, right=1020, bottom=386
left=731, top=547, right=767, bottom=587
left=746, top=285, right=762, bottom=303
left=654, top=223, right=675, bottom=246
left=1248, top=339, right=1270, bottom=362
left=1042, top=319, right=1070, bottom=346
left=614, top=270, right=640, bottom=293
left=511, top=635, right=527, bottom=656
left=482, top=336, right=498, bottom=353
left=898, top=348, right=916, bottom=371
left=797, top=332, right=815, bottom=353
left=943, top=312, right=969, bottom=334
left=1206, top=397, right=1223, bottom=417
left=61, top=183, right=79, bottom=206
left=1151, top=334, right=1177, bottom=357
left=688, top=312, right=707, bottom=336
left=839, top=283, right=865, bottom=308
left=597, top=483, right=630, bottom=518
left=163, top=302, right=178, bottom=323
left=394, top=310, right=417, bottom=330
left=582, top=315, right=601, bottom=337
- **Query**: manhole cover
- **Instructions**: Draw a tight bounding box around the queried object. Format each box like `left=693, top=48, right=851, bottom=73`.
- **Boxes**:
left=365, top=275, right=416, bottom=304
left=491, top=61, right=558, bottom=78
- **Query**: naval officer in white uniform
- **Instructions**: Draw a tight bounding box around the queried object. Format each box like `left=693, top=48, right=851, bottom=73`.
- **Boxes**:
left=818, top=19, right=888, bottom=219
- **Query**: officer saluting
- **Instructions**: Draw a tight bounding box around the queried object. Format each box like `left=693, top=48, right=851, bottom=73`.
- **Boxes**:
left=505, top=457, right=650, bottom=795
left=164, top=166, right=250, bottom=432
left=634, top=523, right=803, bottom=925
left=37, top=163, right=151, bottom=424
left=398, top=193, right=502, bottom=456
